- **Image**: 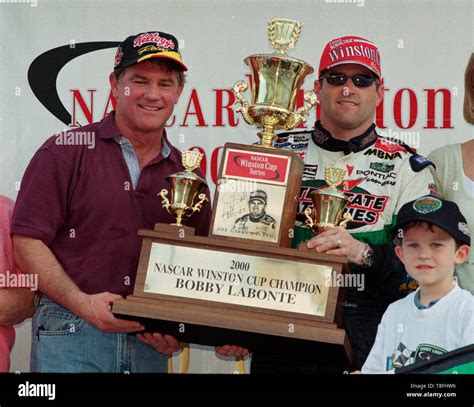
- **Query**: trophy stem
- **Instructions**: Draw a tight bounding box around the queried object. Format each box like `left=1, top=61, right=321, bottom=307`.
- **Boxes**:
left=172, top=209, right=185, bottom=227
left=258, top=129, right=277, bottom=148
left=258, top=116, right=280, bottom=148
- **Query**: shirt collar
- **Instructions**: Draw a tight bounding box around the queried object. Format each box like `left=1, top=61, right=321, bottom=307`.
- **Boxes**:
left=311, top=120, right=378, bottom=154
left=103, top=111, right=173, bottom=160
left=414, top=290, right=439, bottom=310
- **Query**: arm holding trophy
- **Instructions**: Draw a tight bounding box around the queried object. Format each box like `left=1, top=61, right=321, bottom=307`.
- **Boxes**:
left=137, top=150, right=248, bottom=360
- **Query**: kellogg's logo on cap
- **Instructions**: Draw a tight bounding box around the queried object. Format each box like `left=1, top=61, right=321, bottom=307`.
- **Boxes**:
left=318, top=36, right=381, bottom=78
left=114, top=31, right=187, bottom=71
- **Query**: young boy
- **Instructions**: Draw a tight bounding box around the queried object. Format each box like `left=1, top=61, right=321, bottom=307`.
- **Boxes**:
left=362, top=195, right=474, bottom=373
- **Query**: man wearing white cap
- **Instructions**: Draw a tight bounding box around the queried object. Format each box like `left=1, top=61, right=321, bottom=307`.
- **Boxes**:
left=252, top=36, right=436, bottom=373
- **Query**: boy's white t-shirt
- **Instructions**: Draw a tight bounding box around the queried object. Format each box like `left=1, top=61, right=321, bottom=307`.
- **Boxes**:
left=362, top=284, right=474, bottom=373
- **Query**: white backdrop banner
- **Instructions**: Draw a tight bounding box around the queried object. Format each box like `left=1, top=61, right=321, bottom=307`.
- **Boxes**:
left=1, top=0, right=473, bottom=373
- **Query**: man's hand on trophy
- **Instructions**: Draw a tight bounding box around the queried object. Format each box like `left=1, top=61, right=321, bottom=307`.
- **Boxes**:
left=304, top=226, right=367, bottom=265
left=74, top=292, right=145, bottom=333
left=215, top=345, right=249, bottom=358
left=136, top=332, right=183, bottom=356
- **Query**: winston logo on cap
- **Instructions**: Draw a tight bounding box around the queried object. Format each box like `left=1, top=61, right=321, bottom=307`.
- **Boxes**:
left=412, top=196, right=442, bottom=214
left=327, top=43, right=380, bottom=66
left=133, top=33, right=175, bottom=49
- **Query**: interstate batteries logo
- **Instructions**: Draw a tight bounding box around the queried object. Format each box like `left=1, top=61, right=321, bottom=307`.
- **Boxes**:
left=297, top=180, right=389, bottom=228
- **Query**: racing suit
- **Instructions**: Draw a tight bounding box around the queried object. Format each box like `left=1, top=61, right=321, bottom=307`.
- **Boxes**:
left=251, top=121, right=436, bottom=372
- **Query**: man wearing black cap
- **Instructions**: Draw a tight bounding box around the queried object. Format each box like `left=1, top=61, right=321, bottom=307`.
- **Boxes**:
left=253, top=36, right=436, bottom=373
left=362, top=196, right=473, bottom=373
left=232, top=190, right=276, bottom=237
left=11, top=31, right=238, bottom=372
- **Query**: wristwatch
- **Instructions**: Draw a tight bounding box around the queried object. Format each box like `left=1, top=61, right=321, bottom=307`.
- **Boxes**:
left=361, top=243, right=375, bottom=268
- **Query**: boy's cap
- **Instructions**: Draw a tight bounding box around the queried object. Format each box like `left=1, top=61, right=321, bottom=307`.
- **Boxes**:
left=318, top=35, right=381, bottom=78
left=394, top=195, right=471, bottom=245
left=114, top=31, right=187, bottom=71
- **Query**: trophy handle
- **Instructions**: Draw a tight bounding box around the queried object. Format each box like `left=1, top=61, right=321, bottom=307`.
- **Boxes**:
left=284, top=90, right=319, bottom=130
left=232, top=81, right=255, bottom=126
left=303, top=207, right=316, bottom=230
left=188, top=193, right=209, bottom=216
left=159, top=189, right=172, bottom=214
left=339, top=212, right=352, bottom=229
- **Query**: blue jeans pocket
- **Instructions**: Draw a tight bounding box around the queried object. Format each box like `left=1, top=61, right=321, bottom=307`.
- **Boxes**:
left=35, top=299, right=85, bottom=337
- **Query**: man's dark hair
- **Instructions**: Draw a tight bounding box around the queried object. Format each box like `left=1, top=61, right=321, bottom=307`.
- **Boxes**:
left=394, top=220, right=464, bottom=249
left=113, top=59, right=186, bottom=86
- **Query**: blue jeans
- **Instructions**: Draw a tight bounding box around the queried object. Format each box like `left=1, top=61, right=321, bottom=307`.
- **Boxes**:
left=31, top=297, right=168, bottom=373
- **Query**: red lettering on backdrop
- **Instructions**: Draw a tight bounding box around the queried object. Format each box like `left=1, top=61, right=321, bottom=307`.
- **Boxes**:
left=181, top=89, right=208, bottom=127
left=375, top=86, right=388, bottom=129
left=165, top=114, right=176, bottom=127
left=67, top=85, right=453, bottom=133
left=103, top=89, right=116, bottom=118
left=213, top=89, right=239, bottom=127
left=210, top=146, right=224, bottom=185
left=393, top=88, right=417, bottom=129
left=424, top=89, right=453, bottom=129
left=70, top=89, right=96, bottom=126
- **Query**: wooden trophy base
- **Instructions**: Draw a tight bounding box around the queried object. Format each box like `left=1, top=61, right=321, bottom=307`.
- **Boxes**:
left=112, top=224, right=352, bottom=361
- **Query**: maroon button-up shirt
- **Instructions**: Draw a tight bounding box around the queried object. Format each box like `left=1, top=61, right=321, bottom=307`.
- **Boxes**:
left=12, top=112, right=211, bottom=296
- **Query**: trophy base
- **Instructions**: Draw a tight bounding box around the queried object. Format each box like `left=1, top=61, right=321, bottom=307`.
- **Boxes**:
left=113, top=297, right=352, bottom=362
left=112, top=222, right=352, bottom=364
left=153, top=223, right=196, bottom=236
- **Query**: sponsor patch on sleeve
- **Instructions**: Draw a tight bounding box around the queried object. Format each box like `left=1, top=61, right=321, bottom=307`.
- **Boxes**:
left=409, top=154, right=434, bottom=172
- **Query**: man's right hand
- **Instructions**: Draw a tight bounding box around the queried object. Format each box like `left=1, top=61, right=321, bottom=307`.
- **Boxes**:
left=74, top=291, right=144, bottom=333
left=136, top=332, right=183, bottom=356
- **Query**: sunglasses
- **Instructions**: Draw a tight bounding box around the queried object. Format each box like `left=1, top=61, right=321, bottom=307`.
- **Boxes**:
left=320, top=73, right=377, bottom=88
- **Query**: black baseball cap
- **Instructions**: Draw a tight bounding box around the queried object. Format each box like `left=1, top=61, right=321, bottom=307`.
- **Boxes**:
left=393, top=195, right=471, bottom=246
left=114, top=31, right=187, bottom=71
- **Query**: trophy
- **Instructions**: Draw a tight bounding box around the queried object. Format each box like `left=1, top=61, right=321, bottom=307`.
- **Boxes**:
left=113, top=20, right=352, bottom=364
left=209, top=18, right=317, bottom=247
left=159, top=150, right=208, bottom=227
left=233, top=18, right=318, bottom=148
left=304, top=167, right=352, bottom=234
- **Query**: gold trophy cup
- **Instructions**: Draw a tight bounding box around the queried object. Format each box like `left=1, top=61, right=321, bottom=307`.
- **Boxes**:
left=159, top=150, right=208, bottom=227
left=233, top=18, right=318, bottom=148
left=304, top=167, right=352, bottom=234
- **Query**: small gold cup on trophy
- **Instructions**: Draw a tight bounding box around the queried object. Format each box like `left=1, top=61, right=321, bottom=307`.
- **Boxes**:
left=304, top=167, right=352, bottom=235
left=159, top=150, right=209, bottom=227
left=233, top=18, right=318, bottom=148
